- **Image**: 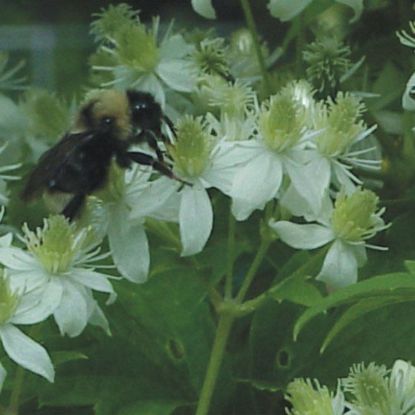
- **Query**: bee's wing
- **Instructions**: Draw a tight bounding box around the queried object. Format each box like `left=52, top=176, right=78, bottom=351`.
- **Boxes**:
left=21, top=131, right=95, bottom=200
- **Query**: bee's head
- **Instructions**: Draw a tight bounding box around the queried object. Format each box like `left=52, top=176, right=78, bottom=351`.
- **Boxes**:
left=75, top=90, right=132, bottom=140
left=127, top=90, right=162, bottom=135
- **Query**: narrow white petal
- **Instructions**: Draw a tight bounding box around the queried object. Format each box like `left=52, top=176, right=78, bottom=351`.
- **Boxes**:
left=284, top=153, right=331, bottom=215
left=317, top=240, right=358, bottom=289
left=403, top=73, right=415, bottom=111
left=0, top=324, right=54, bottom=382
left=280, top=184, right=313, bottom=218
left=191, top=0, right=217, bottom=19
left=54, top=281, right=88, bottom=337
left=179, top=185, right=213, bottom=256
left=108, top=204, right=150, bottom=283
left=349, top=244, right=367, bottom=267
left=157, top=60, right=197, bottom=93
left=12, top=279, right=63, bottom=325
left=270, top=221, right=334, bottom=249
left=231, top=151, right=283, bottom=221
left=267, top=0, right=312, bottom=21
left=88, top=301, right=111, bottom=336
left=0, top=233, right=12, bottom=247
left=159, top=34, right=194, bottom=60
left=129, top=177, right=179, bottom=221
left=0, top=248, right=37, bottom=271
left=70, top=269, right=114, bottom=293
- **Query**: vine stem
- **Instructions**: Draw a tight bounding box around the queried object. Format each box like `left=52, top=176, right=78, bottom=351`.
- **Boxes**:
left=239, top=0, right=271, bottom=93
left=6, top=365, right=25, bottom=415
left=225, top=208, right=236, bottom=299
left=195, top=312, right=234, bottom=415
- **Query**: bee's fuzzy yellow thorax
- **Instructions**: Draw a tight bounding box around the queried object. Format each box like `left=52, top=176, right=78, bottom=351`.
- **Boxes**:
left=74, top=89, right=132, bottom=139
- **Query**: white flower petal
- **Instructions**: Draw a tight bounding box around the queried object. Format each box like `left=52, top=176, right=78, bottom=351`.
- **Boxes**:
left=284, top=153, right=331, bottom=215
left=160, top=34, right=194, bottom=59
left=157, top=60, right=197, bottom=93
left=129, top=177, right=179, bottom=221
left=0, top=233, right=12, bottom=247
left=0, top=324, right=54, bottom=382
left=70, top=270, right=114, bottom=296
left=267, top=0, right=313, bottom=21
left=231, top=151, right=283, bottom=221
left=335, top=0, right=363, bottom=23
left=12, top=279, right=63, bottom=325
left=191, top=0, right=217, bottom=19
left=317, top=240, right=358, bottom=289
left=0, top=248, right=37, bottom=271
left=403, top=72, right=415, bottom=111
left=54, top=281, right=88, bottom=337
left=179, top=184, right=213, bottom=256
left=270, top=221, right=334, bottom=249
left=88, top=302, right=111, bottom=336
left=108, top=204, right=150, bottom=283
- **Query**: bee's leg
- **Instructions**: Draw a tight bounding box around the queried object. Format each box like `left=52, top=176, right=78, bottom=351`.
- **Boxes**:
left=62, top=193, right=86, bottom=221
left=145, top=131, right=165, bottom=162
left=130, top=130, right=165, bottom=162
left=127, top=151, right=191, bottom=186
left=162, top=115, right=177, bottom=139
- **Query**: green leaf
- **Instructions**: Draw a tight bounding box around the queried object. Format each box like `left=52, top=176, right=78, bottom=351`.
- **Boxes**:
left=294, top=272, right=414, bottom=339
left=405, top=260, right=415, bottom=274
left=320, top=296, right=404, bottom=353
left=51, top=351, right=88, bottom=367
left=270, top=274, right=322, bottom=307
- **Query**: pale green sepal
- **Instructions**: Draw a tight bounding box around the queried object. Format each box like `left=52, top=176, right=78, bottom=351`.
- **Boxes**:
left=336, top=0, right=363, bottom=23
left=191, top=0, right=217, bottom=19
left=267, top=0, right=313, bottom=22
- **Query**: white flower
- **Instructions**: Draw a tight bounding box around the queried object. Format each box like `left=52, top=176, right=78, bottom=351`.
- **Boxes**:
left=221, top=84, right=316, bottom=221
left=298, top=93, right=379, bottom=214
left=0, top=142, right=21, bottom=205
left=133, top=115, right=245, bottom=256
left=91, top=6, right=197, bottom=108
left=0, top=273, right=54, bottom=390
left=97, top=164, right=177, bottom=283
left=343, top=360, right=415, bottom=414
left=0, top=216, right=115, bottom=337
left=270, top=189, right=388, bottom=289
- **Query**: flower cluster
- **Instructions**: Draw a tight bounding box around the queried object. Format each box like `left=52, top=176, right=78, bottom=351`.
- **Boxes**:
left=286, top=359, right=415, bottom=414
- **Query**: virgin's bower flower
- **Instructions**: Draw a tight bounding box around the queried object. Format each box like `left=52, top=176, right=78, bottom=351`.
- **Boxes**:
left=0, top=216, right=114, bottom=337
left=90, top=4, right=197, bottom=108
left=270, top=189, right=388, bottom=289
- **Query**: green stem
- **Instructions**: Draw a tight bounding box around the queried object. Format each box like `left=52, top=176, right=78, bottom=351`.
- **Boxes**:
left=239, top=0, right=271, bottom=94
left=6, top=361, right=26, bottom=415
left=225, top=209, right=236, bottom=299
left=235, top=237, right=271, bottom=303
left=195, top=312, right=234, bottom=415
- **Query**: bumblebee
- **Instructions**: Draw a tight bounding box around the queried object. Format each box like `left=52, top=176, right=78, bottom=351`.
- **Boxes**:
left=22, top=89, right=182, bottom=220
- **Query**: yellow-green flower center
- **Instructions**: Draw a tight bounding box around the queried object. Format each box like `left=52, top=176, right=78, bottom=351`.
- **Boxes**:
left=286, top=379, right=334, bottom=415
left=115, top=23, right=160, bottom=72
left=0, top=273, right=18, bottom=325
left=259, top=92, right=307, bottom=153
left=168, top=116, right=215, bottom=179
left=331, top=189, right=379, bottom=242
left=24, top=215, right=78, bottom=274
left=314, top=93, right=365, bottom=157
